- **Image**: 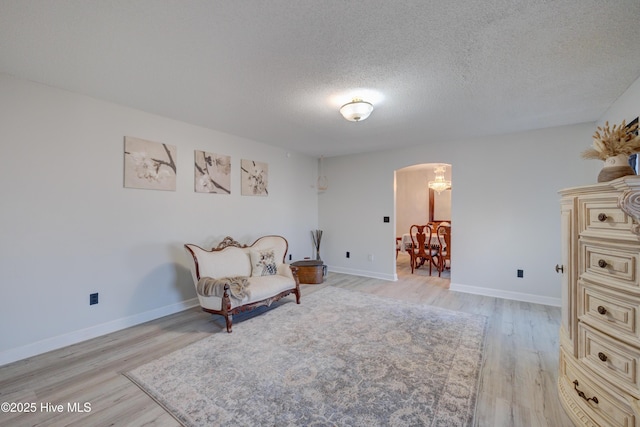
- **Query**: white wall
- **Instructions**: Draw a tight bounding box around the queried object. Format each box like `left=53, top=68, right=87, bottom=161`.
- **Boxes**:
left=396, top=168, right=429, bottom=236
left=0, top=75, right=318, bottom=365
left=320, top=123, right=600, bottom=299
left=599, top=75, right=640, bottom=127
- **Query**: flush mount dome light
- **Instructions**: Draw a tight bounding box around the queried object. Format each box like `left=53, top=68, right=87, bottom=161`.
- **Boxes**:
left=339, top=98, right=373, bottom=122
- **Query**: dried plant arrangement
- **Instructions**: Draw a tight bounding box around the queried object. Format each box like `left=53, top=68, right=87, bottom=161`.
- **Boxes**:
left=311, top=229, right=323, bottom=261
left=582, top=120, right=640, bottom=160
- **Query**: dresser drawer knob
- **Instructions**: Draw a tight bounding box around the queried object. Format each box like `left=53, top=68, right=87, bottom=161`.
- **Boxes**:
left=573, top=380, right=599, bottom=404
left=597, top=306, right=607, bottom=315
left=598, top=259, right=608, bottom=268
left=598, top=213, right=608, bottom=222
left=598, top=352, right=608, bottom=362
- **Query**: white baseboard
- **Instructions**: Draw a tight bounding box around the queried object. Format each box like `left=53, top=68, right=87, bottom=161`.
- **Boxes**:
left=1, top=281, right=558, bottom=367
left=324, top=267, right=559, bottom=307
left=0, top=298, right=199, bottom=367
left=326, top=265, right=397, bottom=281
left=450, top=282, right=561, bottom=307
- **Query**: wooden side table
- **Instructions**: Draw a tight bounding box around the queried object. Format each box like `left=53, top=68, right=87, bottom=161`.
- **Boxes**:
left=291, top=260, right=325, bottom=284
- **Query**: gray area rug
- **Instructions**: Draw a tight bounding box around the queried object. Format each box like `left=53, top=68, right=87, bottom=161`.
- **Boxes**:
left=125, top=287, right=487, bottom=426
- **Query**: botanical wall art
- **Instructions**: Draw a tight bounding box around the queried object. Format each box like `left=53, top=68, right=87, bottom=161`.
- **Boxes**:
left=194, top=150, right=231, bottom=194
left=241, top=159, right=268, bottom=196
left=124, top=136, right=177, bottom=191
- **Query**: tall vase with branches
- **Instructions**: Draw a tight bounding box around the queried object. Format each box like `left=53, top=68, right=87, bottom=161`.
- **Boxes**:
left=312, top=230, right=323, bottom=261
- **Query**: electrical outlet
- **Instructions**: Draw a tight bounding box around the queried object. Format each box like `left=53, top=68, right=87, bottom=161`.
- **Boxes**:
left=346, top=251, right=350, bottom=258
left=517, top=269, right=524, bottom=278
left=368, top=254, right=374, bottom=262
left=89, top=293, right=99, bottom=305
left=289, top=254, right=292, bottom=261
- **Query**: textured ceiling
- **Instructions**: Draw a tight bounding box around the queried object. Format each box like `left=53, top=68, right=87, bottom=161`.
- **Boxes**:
left=1, top=0, right=639, bottom=157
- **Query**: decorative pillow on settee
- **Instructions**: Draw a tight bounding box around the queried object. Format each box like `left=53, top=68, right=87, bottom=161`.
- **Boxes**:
left=250, top=248, right=277, bottom=276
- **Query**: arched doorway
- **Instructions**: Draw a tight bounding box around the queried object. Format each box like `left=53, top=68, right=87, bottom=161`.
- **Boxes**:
left=395, top=163, right=452, bottom=281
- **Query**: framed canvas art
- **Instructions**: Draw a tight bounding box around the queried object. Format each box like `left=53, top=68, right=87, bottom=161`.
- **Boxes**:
left=194, top=150, right=231, bottom=194
left=124, top=137, right=177, bottom=191
left=241, top=159, right=268, bottom=196
left=627, top=117, right=639, bottom=173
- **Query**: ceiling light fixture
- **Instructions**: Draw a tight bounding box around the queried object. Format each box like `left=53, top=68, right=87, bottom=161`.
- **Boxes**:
left=340, top=98, right=373, bottom=122
left=428, top=165, right=452, bottom=194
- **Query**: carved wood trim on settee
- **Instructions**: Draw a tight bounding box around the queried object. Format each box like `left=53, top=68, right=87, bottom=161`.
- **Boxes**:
left=214, top=236, right=245, bottom=250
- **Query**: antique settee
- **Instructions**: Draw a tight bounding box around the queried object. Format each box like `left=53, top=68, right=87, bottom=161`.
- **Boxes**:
left=184, top=235, right=301, bottom=332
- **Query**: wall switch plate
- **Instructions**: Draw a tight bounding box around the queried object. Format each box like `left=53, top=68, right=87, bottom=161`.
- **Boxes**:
left=517, top=269, right=524, bottom=278
left=90, top=293, right=99, bottom=305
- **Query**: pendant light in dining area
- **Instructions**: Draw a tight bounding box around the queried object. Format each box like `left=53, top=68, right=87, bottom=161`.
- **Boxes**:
left=428, top=164, right=451, bottom=194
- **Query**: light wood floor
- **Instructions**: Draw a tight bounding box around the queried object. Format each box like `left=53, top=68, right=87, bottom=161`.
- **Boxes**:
left=0, top=253, right=573, bottom=427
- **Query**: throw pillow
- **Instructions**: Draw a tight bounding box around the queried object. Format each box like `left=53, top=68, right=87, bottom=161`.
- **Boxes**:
left=250, top=248, right=278, bottom=277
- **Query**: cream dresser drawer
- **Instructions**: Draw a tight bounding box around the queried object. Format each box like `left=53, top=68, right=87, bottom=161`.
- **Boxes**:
left=579, top=196, right=636, bottom=241
left=560, top=348, right=638, bottom=427
left=579, top=322, right=640, bottom=396
left=581, top=240, right=640, bottom=291
left=579, top=281, right=640, bottom=344
left=560, top=178, right=640, bottom=427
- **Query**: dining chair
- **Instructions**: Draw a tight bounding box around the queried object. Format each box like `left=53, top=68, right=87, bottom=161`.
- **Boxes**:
left=395, top=237, right=401, bottom=259
left=436, top=224, right=451, bottom=277
left=409, top=224, right=437, bottom=274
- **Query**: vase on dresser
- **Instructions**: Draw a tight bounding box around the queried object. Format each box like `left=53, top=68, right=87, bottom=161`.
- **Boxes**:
left=597, top=153, right=636, bottom=182
left=558, top=176, right=640, bottom=426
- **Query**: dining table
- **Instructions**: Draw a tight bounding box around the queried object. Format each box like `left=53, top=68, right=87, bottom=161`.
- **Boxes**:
left=400, top=232, right=445, bottom=253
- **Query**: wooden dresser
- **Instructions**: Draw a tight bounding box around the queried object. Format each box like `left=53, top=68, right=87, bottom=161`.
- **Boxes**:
left=559, top=177, right=640, bottom=426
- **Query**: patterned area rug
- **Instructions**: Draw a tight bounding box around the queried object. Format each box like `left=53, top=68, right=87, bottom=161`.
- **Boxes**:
left=125, top=287, right=487, bottom=426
